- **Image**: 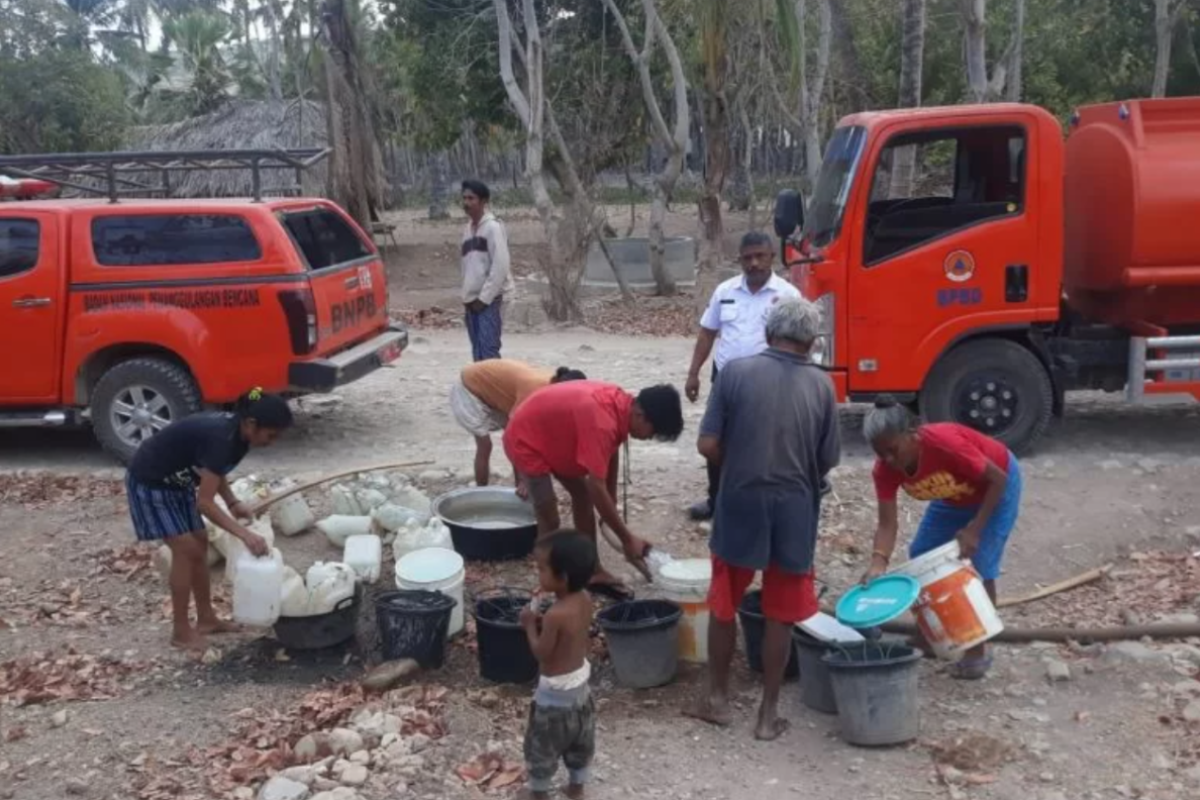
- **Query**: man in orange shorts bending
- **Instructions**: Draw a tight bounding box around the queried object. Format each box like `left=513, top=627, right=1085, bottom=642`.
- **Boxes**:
left=688, top=297, right=841, bottom=740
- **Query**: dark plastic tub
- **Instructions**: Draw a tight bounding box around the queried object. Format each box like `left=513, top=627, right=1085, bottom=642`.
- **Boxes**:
left=375, top=590, right=456, bottom=669
left=737, top=591, right=800, bottom=680
left=793, top=630, right=846, bottom=714
left=474, top=591, right=540, bottom=684
left=823, top=642, right=922, bottom=746
left=274, top=591, right=359, bottom=651
left=597, top=600, right=682, bottom=689
left=433, top=487, right=539, bottom=561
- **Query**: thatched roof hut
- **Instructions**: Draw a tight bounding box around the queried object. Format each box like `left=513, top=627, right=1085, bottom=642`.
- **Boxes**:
left=127, top=99, right=329, bottom=198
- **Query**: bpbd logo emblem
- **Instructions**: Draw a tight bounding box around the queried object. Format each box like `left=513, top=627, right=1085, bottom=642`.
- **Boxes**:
left=944, top=250, right=975, bottom=283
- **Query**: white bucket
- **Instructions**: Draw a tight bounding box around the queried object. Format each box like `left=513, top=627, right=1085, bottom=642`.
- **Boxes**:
left=892, top=541, right=1004, bottom=659
left=394, top=547, right=466, bottom=638
left=655, top=558, right=712, bottom=663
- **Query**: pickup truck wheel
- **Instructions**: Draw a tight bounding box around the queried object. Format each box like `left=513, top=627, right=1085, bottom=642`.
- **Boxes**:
left=91, top=358, right=202, bottom=463
left=920, top=339, right=1052, bottom=454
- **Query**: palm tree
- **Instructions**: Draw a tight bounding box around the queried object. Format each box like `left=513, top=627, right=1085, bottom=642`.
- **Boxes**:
left=162, top=10, right=235, bottom=115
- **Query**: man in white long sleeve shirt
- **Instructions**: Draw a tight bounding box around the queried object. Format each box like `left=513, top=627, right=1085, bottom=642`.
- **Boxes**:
left=461, top=180, right=513, bottom=361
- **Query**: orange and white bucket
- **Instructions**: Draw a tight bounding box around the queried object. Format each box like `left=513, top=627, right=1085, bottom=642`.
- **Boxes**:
left=654, top=559, right=712, bottom=663
left=893, top=542, right=1003, bottom=660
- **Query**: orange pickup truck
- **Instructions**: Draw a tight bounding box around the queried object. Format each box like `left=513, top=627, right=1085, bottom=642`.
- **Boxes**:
left=0, top=196, right=406, bottom=461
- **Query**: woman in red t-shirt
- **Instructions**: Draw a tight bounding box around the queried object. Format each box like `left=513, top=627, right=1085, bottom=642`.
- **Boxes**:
left=860, top=397, right=1023, bottom=679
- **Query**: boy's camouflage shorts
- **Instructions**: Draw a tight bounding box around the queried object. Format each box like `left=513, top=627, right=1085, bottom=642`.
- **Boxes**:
left=523, top=695, right=596, bottom=792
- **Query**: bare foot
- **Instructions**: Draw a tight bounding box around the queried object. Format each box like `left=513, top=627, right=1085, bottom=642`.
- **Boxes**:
left=197, top=618, right=241, bottom=635
left=684, top=695, right=733, bottom=727
left=170, top=629, right=208, bottom=652
left=564, top=784, right=585, bottom=799
left=754, top=715, right=790, bottom=742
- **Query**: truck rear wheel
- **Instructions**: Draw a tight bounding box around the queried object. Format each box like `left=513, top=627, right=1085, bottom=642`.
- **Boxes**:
left=920, top=339, right=1053, bottom=454
left=91, top=358, right=202, bottom=463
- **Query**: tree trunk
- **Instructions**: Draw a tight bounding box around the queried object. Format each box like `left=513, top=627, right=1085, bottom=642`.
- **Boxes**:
left=960, top=0, right=989, bottom=104
left=264, top=0, right=285, bottom=102
left=603, top=0, right=689, bottom=296
left=795, top=0, right=833, bottom=189
left=696, top=0, right=730, bottom=311
left=889, top=0, right=925, bottom=199
left=320, top=0, right=381, bottom=229
left=1004, top=0, right=1025, bottom=102
left=427, top=152, right=450, bottom=220
left=1153, top=0, right=1176, bottom=98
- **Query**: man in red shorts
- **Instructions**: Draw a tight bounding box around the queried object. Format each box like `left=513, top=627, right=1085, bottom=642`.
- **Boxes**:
left=688, top=297, right=840, bottom=740
left=504, top=379, right=684, bottom=597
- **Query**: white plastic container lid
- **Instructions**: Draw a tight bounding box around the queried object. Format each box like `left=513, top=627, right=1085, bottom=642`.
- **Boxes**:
left=395, top=547, right=464, bottom=584
left=657, top=558, right=712, bottom=586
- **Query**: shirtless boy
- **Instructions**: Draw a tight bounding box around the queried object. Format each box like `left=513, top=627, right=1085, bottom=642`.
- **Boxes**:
left=519, top=531, right=597, bottom=799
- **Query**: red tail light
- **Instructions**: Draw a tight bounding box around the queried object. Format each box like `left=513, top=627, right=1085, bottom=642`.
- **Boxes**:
left=278, top=288, right=318, bottom=355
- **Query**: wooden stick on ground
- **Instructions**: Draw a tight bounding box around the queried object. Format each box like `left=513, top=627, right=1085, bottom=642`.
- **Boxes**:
left=996, top=563, right=1113, bottom=609
left=249, top=460, right=435, bottom=515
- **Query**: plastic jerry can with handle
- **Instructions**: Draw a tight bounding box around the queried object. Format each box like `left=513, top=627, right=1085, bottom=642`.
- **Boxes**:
left=343, top=534, right=382, bottom=582
left=232, top=547, right=285, bottom=627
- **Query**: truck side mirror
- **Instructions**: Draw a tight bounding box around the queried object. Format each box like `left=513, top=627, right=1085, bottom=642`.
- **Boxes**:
left=773, top=189, right=804, bottom=240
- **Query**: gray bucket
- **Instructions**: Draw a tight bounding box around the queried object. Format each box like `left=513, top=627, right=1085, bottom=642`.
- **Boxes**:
left=597, top=600, right=682, bottom=689
left=823, top=642, right=922, bottom=746
left=793, top=630, right=843, bottom=714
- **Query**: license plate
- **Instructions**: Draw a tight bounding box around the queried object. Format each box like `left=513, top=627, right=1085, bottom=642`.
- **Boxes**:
left=377, top=340, right=403, bottom=364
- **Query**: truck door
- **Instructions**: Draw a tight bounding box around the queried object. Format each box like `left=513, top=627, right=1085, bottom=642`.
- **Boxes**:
left=0, top=212, right=62, bottom=402
left=849, top=122, right=1039, bottom=393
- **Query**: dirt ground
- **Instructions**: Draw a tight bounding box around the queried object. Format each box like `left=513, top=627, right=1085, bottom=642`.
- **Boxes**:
left=3, top=206, right=1200, bottom=800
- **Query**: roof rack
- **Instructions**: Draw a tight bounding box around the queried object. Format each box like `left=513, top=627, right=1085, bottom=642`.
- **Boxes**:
left=0, top=148, right=330, bottom=203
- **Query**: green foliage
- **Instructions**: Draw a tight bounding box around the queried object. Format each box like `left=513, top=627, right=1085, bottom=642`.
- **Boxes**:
left=0, top=46, right=129, bottom=153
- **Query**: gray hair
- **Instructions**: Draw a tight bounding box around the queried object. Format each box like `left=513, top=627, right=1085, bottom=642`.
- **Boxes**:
left=765, top=297, right=821, bottom=346
left=862, top=397, right=916, bottom=444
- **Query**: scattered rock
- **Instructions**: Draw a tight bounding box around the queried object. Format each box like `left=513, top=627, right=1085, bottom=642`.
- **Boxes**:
left=65, top=778, right=89, bottom=796
left=295, top=733, right=330, bottom=763
left=1184, top=765, right=1200, bottom=786
left=417, top=470, right=443, bottom=483
left=257, top=776, right=309, bottom=800
left=1150, top=752, right=1175, bottom=771
left=408, top=733, right=431, bottom=754
left=1104, top=641, right=1169, bottom=666
left=348, top=750, right=370, bottom=765
left=1172, top=679, right=1200, bottom=696
left=50, top=709, right=69, bottom=729
left=233, top=789, right=254, bottom=800
left=278, top=766, right=318, bottom=786
left=339, top=764, right=369, bottom=787
left=328, top=728, right=365, bottom=758
left=1159, top=613, right=1200, bottom=626
left=1044, top=658, right=1071, bottom=682
left=310, top=790, right=360, bottom=800
left=1121, top=609, right=1144, bottom=626
left=361, top=659, right=421, bottom=693
left=1099, top=459, right=1123, bottom=471
left=1182, top=700, right=1200, bottom=723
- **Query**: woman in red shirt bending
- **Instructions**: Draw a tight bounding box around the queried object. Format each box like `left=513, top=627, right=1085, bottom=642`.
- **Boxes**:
left=861, top=397, right=1023, bottom=680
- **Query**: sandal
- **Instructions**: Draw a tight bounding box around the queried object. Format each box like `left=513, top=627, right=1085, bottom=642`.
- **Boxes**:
left=950, top=654, right=993, bottom=680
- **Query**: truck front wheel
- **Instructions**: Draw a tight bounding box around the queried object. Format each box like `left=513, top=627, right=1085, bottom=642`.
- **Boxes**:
left=920, top=339, right=1053, bottom=454
left=91, top=358, right=202, bottom=463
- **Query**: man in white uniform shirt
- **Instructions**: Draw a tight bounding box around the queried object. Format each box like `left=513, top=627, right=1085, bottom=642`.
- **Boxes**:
left=684, top=231, right=801, bottom=520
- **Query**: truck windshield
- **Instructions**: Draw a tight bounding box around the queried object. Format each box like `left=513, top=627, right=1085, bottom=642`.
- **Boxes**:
left=805, top=125, right=867, bottom=247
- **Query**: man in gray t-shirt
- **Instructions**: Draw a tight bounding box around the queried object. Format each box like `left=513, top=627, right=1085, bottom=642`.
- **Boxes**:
left=687, top=297, right=841, bottom=741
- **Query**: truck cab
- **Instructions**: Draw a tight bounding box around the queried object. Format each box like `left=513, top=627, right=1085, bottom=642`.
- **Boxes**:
left=777, top=99, right=1200, bottom=453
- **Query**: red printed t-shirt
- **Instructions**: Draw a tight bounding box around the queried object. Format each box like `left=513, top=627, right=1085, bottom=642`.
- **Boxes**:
left=872, top=423, right=1009, bottom=508
left=503, top=380, right=633, bottom=480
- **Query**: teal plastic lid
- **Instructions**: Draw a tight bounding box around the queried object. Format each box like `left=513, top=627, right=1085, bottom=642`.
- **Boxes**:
left=835, top=575, right=921, bottom=629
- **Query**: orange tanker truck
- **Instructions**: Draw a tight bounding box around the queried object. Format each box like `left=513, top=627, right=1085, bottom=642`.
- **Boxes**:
left=773, top=97, right=1200, bottom=452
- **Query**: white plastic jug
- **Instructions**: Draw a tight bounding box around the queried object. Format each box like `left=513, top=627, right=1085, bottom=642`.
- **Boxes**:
left=280, top=565, right=310, bottom=617
left=305, top=561, right=356, bottom=615
left=317, top=515, right=373, bottom=548
left=344, top=534, right=382, bottom=583
left=232, top=547, right=284, bottom=627
left=270, top=493, right=315, bottom=537
left=221, top=518, right=276, bottom=584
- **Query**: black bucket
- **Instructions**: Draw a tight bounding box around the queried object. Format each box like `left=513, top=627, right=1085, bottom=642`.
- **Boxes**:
left=793, top=629, right=850, bottom=714
left=737, top=591, right=800, bottom=680
left=823, top=642, right=922, bottom=746
left=474, top=590, right=539, bottom=684
left=375, top=590, right=456, bottom=669
left=597, top=600, right=682, bottom=689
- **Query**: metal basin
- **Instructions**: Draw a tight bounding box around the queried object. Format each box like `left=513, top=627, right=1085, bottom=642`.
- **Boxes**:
left=433, top=487, right=539, bottom=561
